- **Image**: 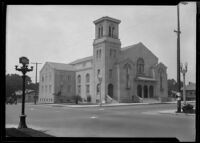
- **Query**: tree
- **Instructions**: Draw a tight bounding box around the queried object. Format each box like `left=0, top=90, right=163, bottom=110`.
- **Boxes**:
left=6, top=74, right=32, bottom=101
left=168, top=78, right=183, bottom=97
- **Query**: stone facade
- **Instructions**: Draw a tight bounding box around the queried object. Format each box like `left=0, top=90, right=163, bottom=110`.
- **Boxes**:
left=39, top=16, right=168, bottom=104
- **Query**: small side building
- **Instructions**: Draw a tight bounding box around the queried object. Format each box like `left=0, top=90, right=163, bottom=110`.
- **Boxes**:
left=182, top=82, right=196, bottom=101
left=38, top=62, right=76, bottom=103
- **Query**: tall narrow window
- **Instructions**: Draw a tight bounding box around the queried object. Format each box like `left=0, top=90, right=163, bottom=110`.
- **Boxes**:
left=137, top=58, right=144, bottom=74
left=101, top=26, right=103, bottom=37
left=109, top=26, right=111, bottom=37
left=86, top=73, right=90, bottom=83
left=96, top=50, right=99, bottom=59
left=124, top=64, right=131, bottom=89
left=78, top=85, right=81, bottom=95
left=77, top=75, right=81, bottom=84
left=98, top=27, right=101, bottom=38
left=112, top=27, right=115, bottom=37
left=159, top=68, right=164, bottom=91
left=99, top=49, right=101, bottom=59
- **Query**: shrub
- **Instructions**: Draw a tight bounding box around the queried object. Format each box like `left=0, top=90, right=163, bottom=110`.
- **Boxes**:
left=182, top=103, right=194, bottom=113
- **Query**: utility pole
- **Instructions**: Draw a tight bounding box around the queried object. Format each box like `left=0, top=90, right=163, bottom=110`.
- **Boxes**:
left=31, top=62, right=42, bottom=104
left=174, top=2, right=188, bottom=113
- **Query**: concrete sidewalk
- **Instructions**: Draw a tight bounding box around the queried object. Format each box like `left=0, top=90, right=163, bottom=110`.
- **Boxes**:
left=35, top=101, right=195, bottom=108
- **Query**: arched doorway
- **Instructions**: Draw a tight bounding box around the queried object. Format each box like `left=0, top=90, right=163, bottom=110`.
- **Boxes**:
left=149, top=85, right=154, bottom=98
left=108, top=84, right=114, bottom=98
left=144, top=85, right=148, bottom=98
left=137, top=85, right=142, bottom=98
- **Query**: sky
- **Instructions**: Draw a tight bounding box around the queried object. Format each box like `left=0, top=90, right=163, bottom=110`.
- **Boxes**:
left=6, top=3, right=196, bottom=84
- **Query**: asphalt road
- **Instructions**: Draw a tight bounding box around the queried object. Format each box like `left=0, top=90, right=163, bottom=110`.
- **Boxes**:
left=6, top=103, right=196, bottom=141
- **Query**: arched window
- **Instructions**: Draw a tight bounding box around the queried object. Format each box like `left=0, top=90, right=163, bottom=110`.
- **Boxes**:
left=124, top=63, right=131, bottom=89
left=137, top=58, right=144, bottom=74
left=99, top=49, right=101, bottom=58
left=112, top=27, right=115, bottom=37
left=98, top=27, right=101, bottom=38
left=77, top=75, right=81, bottom=84
left=158, top=68, right=164, bottom=91
left=86, top=73, right=90, bottom=83
left=101, top=26, right=103, bottom=37
left=109, top=26, right=111, bottom=37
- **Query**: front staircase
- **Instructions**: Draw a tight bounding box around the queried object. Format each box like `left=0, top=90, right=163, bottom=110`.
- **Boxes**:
left=106, top=95, right=118, bottom=104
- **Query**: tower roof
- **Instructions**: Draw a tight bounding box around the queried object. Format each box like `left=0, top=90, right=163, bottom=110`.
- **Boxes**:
left=93, top=16, right=121, bottom=24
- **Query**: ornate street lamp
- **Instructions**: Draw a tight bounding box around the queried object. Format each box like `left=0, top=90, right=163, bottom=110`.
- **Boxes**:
left=15, top=57, right=33, bottom=128
left=97, top=71, right=102, bottom=107
left=181, top=62, right=188, bottom=105
left=174, top=2, right=188, bottom=113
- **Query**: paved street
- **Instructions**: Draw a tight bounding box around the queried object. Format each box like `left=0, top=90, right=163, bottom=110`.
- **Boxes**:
left=6, top=103, right=195, bottom=141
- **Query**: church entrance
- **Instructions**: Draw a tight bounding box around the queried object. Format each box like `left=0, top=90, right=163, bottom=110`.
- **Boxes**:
left=137, top=85, right=142, bottom=98
left=108, top=84, right=113, bottom=98
left=149, top=85, right=154, bottom=98
left=144, top=85, right=148, bottom=98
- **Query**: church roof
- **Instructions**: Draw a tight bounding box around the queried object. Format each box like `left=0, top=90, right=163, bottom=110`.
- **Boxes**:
left=121, top=42, right=159, bottom=60
left=47, top=62, right=75, bottom=71
left=93, top=16, right=121, bottom=24
left=121, top=42, right=142, bottom=51
left=69, top=56, right=93, bottom=65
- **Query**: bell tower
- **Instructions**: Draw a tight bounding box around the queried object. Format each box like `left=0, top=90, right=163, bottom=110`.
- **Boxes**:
left=93, top=16, right=121, bottom=103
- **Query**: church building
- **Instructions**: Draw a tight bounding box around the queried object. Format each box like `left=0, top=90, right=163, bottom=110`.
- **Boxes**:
left=38, top=16, right=168, bottom=104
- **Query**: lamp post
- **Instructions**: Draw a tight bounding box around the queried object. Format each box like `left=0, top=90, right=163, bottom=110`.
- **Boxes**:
left=97, top=72, right=102, bottom=107
left=15, top=57, right=33, bottom=128
left=174, top=2, right=188, bottom=112
left=181, top=62, right=188, bottom=105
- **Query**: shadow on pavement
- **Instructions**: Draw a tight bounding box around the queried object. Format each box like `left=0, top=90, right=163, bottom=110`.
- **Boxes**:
left=6, top=128, right=54, bottom=137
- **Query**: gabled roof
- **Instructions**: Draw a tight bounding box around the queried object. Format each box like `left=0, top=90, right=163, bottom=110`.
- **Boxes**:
left=69, top=56, right=93, bottom=65
left=47, top=62, right=75, bottom=71
left=121, top=42, right=142, bottom=51
left=93, top=16, right=121, bottom=24
left=121, top=42, right=158, bottom=59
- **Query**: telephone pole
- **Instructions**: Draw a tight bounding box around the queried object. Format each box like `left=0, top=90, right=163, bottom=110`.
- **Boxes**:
left=31, top=62, right=42, bottom=104
left=174, top=2, right=188, bottom=113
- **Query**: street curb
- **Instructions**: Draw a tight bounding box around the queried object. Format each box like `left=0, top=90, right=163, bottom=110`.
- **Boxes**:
left=34, top=101, right=195, bottom=108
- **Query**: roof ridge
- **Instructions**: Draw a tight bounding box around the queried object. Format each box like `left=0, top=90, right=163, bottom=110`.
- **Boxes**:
left=121, top=42, right=142, bottom=51
left=69, top=56, right=93, bottom=64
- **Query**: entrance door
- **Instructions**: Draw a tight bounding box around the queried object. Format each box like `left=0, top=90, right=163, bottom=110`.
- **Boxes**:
left=144, top=85, right=148, bottom=98
left=137, top=85, right=142, bottom=98
left=149, top=86, right=154, bottom=98
left=108, top=84, right=114, bottom=98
